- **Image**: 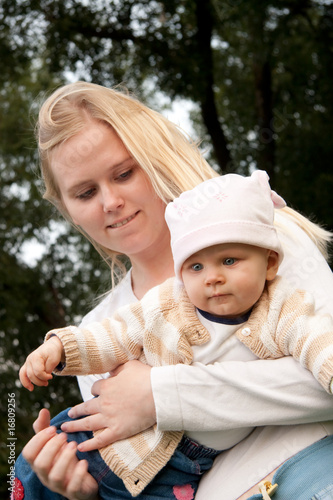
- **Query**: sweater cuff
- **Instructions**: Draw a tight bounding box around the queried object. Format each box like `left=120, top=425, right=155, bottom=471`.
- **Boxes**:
left=47, top=334, right=66, bottom=371
left=151, top=366, right=183, bottom=431
left=45, top=327, right=82, bottom=375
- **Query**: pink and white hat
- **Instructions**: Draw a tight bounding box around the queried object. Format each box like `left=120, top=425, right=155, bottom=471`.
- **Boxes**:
left=165, top=170, right=286, bottom=280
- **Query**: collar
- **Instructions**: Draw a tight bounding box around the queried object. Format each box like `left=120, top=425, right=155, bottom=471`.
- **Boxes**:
left=197, top=308, right=252, bottom=325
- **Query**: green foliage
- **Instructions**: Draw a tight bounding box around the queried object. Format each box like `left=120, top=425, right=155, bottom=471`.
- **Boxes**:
left=3, top=1, right=333, bottom=205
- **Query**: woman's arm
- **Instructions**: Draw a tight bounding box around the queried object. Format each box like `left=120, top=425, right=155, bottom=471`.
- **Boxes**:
left=59, top=355, right=333, bottom=450
left=152, top=356, right=333, bottom=432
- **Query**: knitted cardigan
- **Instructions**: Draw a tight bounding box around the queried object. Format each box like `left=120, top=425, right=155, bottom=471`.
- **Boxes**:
left=46, top=275, right=333, bottom=496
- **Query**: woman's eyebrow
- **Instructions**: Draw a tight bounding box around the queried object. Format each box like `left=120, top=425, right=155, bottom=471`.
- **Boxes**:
left=66, top=157, right=135, bottom=194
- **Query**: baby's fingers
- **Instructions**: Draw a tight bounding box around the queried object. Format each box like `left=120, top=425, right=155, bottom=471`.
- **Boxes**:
left=34, top=358, right=54, bottom=381
left=25, top=357, right=53, bottom=387
left=19, top=364, right=35, bottom=392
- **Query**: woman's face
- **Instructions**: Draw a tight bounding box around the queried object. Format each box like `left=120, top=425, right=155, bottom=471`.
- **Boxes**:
left=50, top=120, right=169, bottom=261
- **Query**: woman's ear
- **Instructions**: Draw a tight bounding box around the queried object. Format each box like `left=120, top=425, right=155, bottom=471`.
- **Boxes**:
left=266, top=250, right=279, bottom=281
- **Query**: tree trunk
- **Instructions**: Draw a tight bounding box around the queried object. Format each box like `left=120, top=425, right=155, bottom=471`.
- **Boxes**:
left=194, top=0, right=232, bottom=172
left=253, top=58, right=276, bottom=184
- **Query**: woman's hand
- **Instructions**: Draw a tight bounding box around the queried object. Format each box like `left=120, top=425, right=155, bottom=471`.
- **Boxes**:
left=61, top=360, right=156, bottom=452
left=22, top=421, right=99, bottom=500
left=33, top=407, right=52, bottom=433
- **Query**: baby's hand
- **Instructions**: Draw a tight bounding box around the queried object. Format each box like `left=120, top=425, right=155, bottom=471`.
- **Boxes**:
left=19, top=336, right=64, bottom=391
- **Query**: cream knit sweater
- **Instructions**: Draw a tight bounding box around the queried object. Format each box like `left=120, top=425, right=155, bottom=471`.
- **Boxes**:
left=46, top=276, right=333, bottom=495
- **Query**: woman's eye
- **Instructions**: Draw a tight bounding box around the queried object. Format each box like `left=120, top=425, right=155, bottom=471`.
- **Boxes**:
left=224, top=258, right=236, bottom=266
left=116, top=168, right=133, bottom=181
left=191, top=263, right=203, bottom=272
left=77, top=188, right=95, bottom=200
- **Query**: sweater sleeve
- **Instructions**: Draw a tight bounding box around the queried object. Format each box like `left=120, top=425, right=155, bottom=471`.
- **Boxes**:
left=235, top=278, right=333, bottom=394
left=44, top=288, right=163, bottom=376
left=44, top=279, right=181, bottom=377
left=270, top=287, right=333, bottom=394
left=44, top=307, right=143, bottom=376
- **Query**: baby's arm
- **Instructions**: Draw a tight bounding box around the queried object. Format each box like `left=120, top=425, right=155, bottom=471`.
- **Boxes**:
left=43, top=300, right=153, bottom=377
left=21, top=281, right=169, bottom=388
left=43, top=282, right=169, bottom=377
left=19, top=336, right=64, bottom=391
left=272, top=287, right=333, bottom=394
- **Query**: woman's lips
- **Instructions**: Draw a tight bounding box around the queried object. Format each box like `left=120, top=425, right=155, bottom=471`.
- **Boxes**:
left=108, top=212, right=138, bottom=228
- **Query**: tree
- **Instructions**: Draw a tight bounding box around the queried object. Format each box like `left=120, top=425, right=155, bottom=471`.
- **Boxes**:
left=3, top=0, right=333, bottom=194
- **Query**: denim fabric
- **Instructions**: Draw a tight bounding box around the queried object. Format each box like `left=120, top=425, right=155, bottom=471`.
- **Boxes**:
left=14, top=408, right=218, bottom=500
left=246, top=435, right=333, bottom=500
left=311, top=485, right=333, bottom=500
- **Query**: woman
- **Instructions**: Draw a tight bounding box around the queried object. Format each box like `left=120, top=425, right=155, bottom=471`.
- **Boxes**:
left=18, top=82, right=333, bottom=500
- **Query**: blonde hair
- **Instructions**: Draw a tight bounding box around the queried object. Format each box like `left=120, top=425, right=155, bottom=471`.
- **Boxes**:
left=277, top=206, right=332, bottom=262
left=36, top=81, right=331, bottom=284
left=36, top=81, right=218, bottom=281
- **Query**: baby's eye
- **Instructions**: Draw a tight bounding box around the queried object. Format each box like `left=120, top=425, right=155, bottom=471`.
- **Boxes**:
left=191, top=263, right=203, bottom=272
left=223, top=258, right=236, bottom=266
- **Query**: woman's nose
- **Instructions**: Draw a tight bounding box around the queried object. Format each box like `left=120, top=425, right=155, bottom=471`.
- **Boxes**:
left=101, top=185, right=124, bottom=212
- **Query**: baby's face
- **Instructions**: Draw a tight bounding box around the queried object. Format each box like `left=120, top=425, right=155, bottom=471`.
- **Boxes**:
left=181, top=243, right=278, bottom=318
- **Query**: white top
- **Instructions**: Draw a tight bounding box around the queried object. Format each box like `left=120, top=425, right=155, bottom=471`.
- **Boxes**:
left=77, top=210, right=333, bottom=500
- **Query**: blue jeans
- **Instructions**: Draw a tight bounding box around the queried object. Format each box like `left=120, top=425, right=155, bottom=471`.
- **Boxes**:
left=246, top=435, right=333, bottom=500
left=13, top=408, right=219, bottom=499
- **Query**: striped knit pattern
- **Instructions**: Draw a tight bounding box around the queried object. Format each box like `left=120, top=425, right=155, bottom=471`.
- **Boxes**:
left=235, top=276, right=333, bottom=393
left=45, top=276, right=333, bottom=495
